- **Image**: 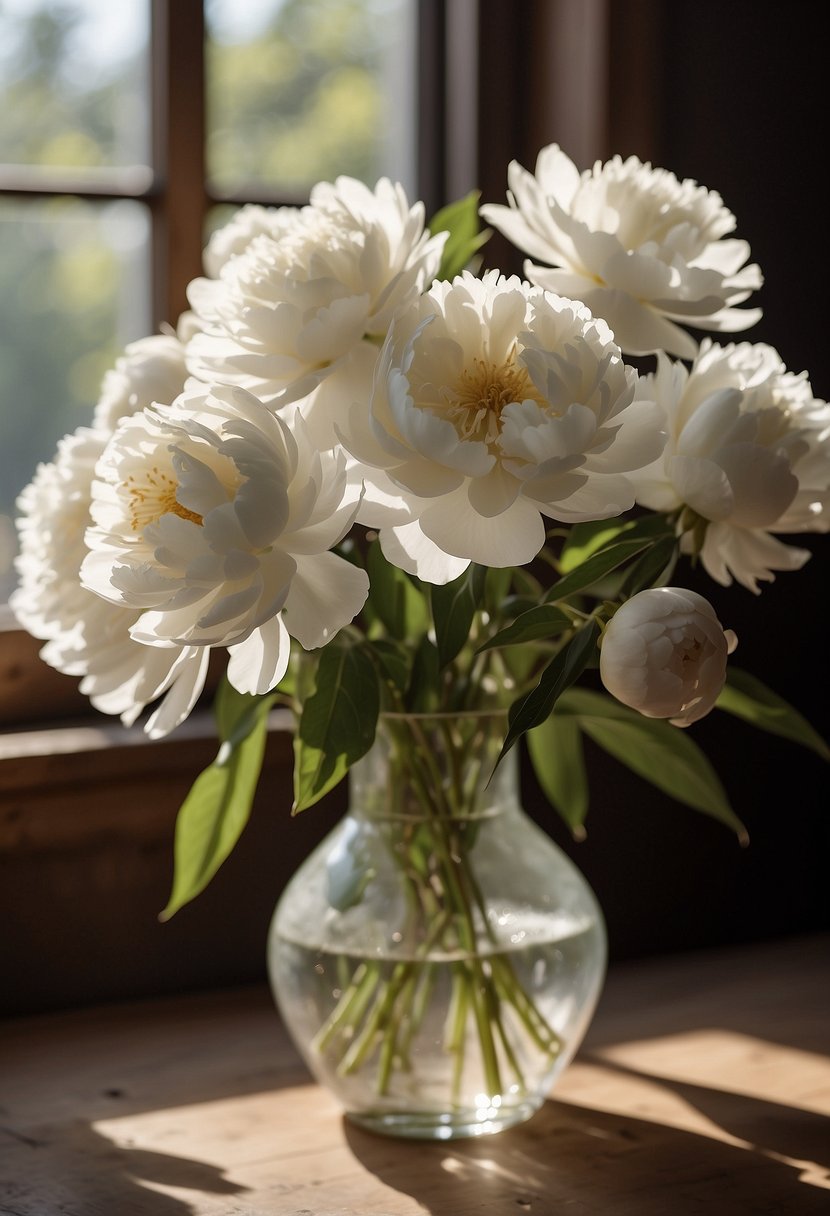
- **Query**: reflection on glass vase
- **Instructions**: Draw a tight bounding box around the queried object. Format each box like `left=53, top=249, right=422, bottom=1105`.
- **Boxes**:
left=267, top=711, right=607, bottom=1140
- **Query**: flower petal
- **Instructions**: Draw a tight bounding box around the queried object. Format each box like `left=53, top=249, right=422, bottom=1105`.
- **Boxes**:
left=282, top=550, right=369, bottom=649
left=227, top=614, right=291, bottom=694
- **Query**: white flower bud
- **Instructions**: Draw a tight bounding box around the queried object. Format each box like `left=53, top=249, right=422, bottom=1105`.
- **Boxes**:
left=599, top=587, right=737, bottom=727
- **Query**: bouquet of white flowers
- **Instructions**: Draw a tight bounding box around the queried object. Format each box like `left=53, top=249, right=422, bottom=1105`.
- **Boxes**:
left=12, top=145, right=829, bottom=1138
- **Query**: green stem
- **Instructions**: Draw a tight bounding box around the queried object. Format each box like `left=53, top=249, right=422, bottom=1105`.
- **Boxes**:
left=312, top=709, right=565, bottom=1108
left=312, top=960, right=381, bottom=1054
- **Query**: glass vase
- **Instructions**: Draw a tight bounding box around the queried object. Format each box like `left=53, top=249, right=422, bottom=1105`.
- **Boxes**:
left=267, top=711, right=607, bottom=1140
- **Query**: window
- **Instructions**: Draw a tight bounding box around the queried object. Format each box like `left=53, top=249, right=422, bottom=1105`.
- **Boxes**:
left=0, top=0, right=667, bottom=735
left=0, top=0, right=420, bottom=722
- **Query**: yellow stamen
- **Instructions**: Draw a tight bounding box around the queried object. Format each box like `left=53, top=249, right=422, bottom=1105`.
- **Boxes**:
left=438, top=353, right=546, bottom=445
left=126, top=466, right=203, bottom=532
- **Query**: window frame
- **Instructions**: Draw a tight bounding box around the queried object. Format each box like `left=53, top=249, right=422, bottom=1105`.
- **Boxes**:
left=1, top=0, right=654, bottom=731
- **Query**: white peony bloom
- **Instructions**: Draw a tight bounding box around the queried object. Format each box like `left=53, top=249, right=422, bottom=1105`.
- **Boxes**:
left=480, top=144, right=762, bottom=360
left=599, top=586, right=737, bottom=727
left=340, top=270, right=666, bottom=582
left=81, top=382, right=370, bottom=696
left=203, top=203, right=301, bottom=277
left=93, top=330, right=189, bottom=433
left=630, top=340, right=830, bottom=592
left=184, top=177, right=447, bottom=443
left=11, top=427, right=210, bottom=739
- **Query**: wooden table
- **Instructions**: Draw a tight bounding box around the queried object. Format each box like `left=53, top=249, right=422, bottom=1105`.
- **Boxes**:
left=2, top=932, right=828, bottom=1214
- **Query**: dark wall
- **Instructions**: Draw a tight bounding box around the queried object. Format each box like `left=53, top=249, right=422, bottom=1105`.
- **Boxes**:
left=520, top=0, right=829, bottom=961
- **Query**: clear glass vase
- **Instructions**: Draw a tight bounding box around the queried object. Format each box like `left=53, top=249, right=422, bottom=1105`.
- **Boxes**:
left=267, top=711, right=607, bottom=1140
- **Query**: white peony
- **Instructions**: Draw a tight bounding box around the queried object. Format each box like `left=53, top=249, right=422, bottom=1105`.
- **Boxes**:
left=11, top=427, right=210, bottom=739
left=599, top=586, right=737, bottom=727
left=480, top=144, right=762, bottom=360
left=202, top=202, right=302, bottom=277
left=184, top=177, right=447, bottom=444
left=81, top=382, right=369, bottom=696
left=92, top=330, right=189, bottom=432
left=341, top=270, right=666, bottom=582
left=629, top=340, right=830, bottom=592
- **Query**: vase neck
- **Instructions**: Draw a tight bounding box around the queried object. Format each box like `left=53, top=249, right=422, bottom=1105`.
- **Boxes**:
left=348, top=711, right=520, bottom=823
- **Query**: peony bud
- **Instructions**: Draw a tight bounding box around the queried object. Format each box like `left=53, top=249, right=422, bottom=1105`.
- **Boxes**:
left=599, top=587, right=737, bottom=727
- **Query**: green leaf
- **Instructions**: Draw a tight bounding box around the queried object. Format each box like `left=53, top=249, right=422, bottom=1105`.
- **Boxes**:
left=430, top=563, right=486, bottom=668
left=429, top=190, right=492, bottom=281
left=545, top=538, right=654, bottom=604
left=406, top=634, right=441, bottom=712
left=620, top=534, right=679, bottom=596
left=497, top=620, right=600, bottom=763
left=527, top=715, right=589, bottom=838
left=558, top=514, right=673, bottom=574
left=160, top=688, right=276, bottom=920
left=484, top=565, right=513, bottom=615
left=476, top=603, right=572, bottom=653
left=559, top=520, right=635, bottom=573
left=366, top=540, right=429, bottom=641
left=293, top=639, right=380, bottom=813
left=556, top=688, right=747, bottom=840
left=368, top=637, right=412, bottom=695
left=716, top=667, right=830, bottom=762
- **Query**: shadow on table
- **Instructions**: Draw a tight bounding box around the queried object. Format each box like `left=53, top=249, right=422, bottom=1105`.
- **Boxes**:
left=343, top=1088, right=830, bottom=1216
left=582, top=1053, right=830, bottom=1178
left=0, top=1123, right=245, bottom=1216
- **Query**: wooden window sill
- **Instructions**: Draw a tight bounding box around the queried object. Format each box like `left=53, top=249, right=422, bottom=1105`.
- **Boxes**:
left=1, top=931, right=827, bottom=1214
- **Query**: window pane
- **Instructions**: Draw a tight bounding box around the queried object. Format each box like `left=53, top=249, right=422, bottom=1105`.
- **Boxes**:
left=0, top=0, right=150, bottom=171
left=206, top=0, right=416, bottom=198
left=0, top=198, right=150, bottom=600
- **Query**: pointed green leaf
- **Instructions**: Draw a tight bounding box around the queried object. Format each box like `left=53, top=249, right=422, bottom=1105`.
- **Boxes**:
left=559, top=514, right=674, bottom=573
left=293, top=639, right=380, bottom=813
left=556, top=687, right=747, bottom=840
left=430, top=563, right=486, bottom=667
left=366, top=540, right=429, bottom=641
left=476, top=603, right=572, bottom=654
left=717, top=667, right=830, bottom=762
left=544, top=538, right=653, bottom=604
left=429, top=190, right=492, bottom=280
left=213, top=676, right=276, bottom=749
left=559, top=520, right=634, bottom=573
left=497, top=620, right=600, bottom=763
left=620, top=534, right=679, bottom=595
left=527, top=715, right=589, bottom=838
left=160, top=690, right=276, bottom=919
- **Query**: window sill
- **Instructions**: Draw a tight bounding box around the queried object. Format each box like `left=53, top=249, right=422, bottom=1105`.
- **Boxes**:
left=0, top=698, right=345, bottom=1018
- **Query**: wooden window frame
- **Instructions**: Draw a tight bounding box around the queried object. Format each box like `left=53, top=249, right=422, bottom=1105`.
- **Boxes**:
left=1, top=0, right=654, bottom=732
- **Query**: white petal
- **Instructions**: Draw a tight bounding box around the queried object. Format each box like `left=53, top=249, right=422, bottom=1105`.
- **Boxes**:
left=715, top=443, right=798, bottom=528
left=419, top=486, right=546, bottom=567
left=700, top=523, right=811, bottom=593
left=227, top=614, right=291, bottom=694
left=380, top=520, right=470, bottom=584
left=670, top=455, right=734, bottom=521
left=282, top=550, right=369, bottom=649
left=144, top=648, right=212, bottom=738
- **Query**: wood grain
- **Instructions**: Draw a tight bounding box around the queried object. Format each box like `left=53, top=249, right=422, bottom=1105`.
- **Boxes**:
left=1, top=932, right=828, bottom=1214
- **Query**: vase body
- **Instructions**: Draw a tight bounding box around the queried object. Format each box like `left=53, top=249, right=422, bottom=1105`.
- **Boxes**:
left=267, top=711, right=606, bottom=1140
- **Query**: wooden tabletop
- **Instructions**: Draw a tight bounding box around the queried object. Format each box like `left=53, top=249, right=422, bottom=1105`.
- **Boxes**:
left=1, top=931, right=828, bottom=1215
